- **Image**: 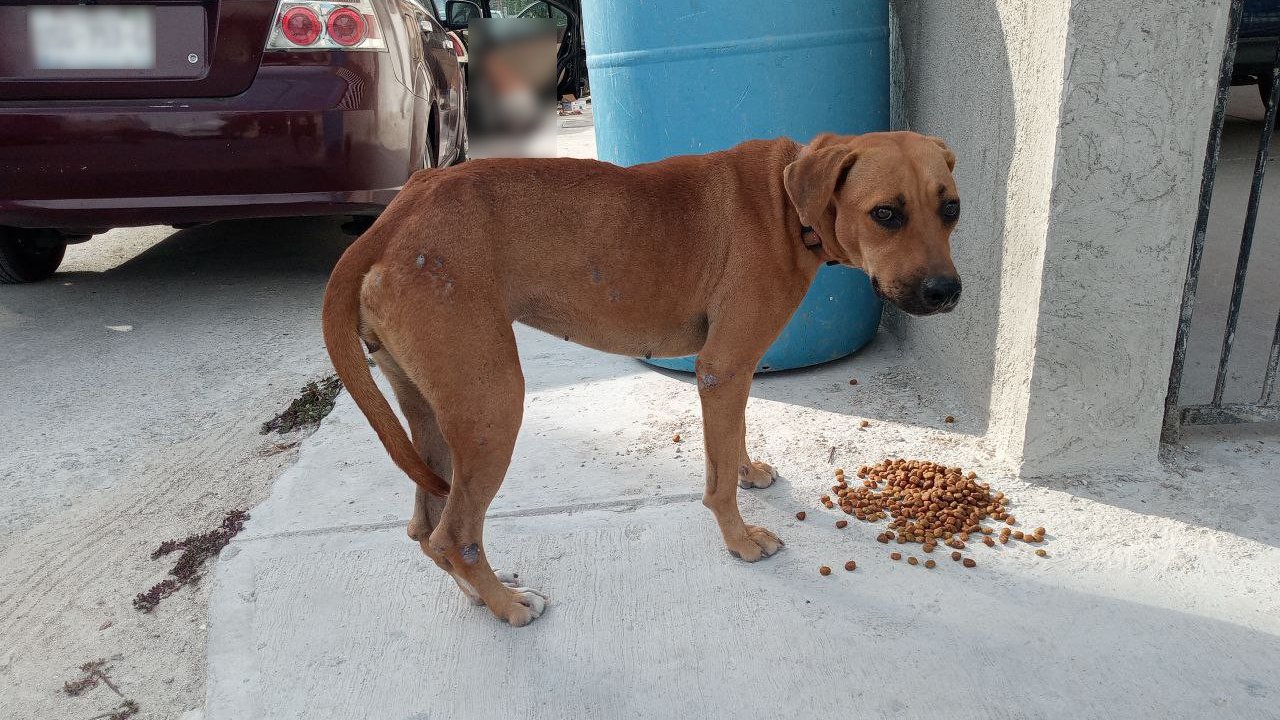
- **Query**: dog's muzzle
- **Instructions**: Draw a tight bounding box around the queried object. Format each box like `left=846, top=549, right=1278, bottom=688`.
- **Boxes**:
left=874, top=275, right=962, bottom=316
left=919, top=275, right=962, bottom=314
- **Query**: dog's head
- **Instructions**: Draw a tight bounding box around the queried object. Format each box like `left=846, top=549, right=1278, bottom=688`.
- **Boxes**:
left=784, top=131, right=962, bottom=316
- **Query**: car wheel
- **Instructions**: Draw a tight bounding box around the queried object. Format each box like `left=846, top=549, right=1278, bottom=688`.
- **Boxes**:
left=0, top=228, right=68, bottom=284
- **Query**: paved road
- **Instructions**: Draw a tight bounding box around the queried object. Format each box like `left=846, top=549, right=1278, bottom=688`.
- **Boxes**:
left=0, top=217, right=353, bottom=719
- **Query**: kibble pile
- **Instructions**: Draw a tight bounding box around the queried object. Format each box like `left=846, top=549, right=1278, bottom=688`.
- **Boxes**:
left=810, top=458, right=1049, bottom=574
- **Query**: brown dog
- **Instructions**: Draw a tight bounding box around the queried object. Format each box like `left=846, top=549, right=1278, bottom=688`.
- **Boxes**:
left=321, top=131, right=961, bottom=626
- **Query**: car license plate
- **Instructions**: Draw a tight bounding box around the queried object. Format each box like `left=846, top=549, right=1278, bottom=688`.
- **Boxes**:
left=29, top=5, right=156, bottom=70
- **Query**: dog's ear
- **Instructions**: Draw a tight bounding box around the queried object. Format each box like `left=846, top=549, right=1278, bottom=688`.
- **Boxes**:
left=926, top=136, right=956, bottom=171
left=783, top=145, right=859, bottom=244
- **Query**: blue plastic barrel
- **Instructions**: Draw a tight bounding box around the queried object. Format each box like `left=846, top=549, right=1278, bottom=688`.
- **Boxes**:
left=580, top=0, right=888, bottom=372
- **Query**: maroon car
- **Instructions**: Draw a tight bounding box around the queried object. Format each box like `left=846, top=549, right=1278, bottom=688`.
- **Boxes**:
left=0, top=0, right=467, bottom=283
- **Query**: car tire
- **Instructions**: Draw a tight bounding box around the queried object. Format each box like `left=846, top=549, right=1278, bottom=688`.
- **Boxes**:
left=0, top=228, right=68, bottom=284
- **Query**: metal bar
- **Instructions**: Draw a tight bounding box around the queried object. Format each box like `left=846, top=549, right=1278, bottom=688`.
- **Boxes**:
left=1161, top=0, right=1244, bottom=443
left=1262, top=308, right=1280, bottom=405
left=1181, top=402, right=1280, bottom=426
left=1210, top=37, right=1280, bottom=406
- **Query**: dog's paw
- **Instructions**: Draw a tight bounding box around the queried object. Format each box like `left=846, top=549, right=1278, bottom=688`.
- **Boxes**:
left=725, top=524, right=784, bottom=562
left=492, top=587, right=550, bottom=627
left=737, top=460, right=778, bottom=489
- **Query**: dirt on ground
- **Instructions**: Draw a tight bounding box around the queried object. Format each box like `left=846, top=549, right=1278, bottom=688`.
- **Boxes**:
left=0, top=218, right=351, bottom=720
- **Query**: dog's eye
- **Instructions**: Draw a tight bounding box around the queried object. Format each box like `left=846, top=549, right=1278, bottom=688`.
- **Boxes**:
left=871, top=206, right=903, bottom=229
left=942, top=200, right=960, bottom=219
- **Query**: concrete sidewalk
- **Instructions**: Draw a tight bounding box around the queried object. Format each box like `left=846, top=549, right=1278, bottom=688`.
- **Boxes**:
left=205, top=324, right=1280, bottom=719
left=205, top=113, right=1280, bottom=719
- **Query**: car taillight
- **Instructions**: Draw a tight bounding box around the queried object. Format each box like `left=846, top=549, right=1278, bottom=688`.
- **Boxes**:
left=326, top=7, right=366, bottom=47
left=266, top=1, right=386, bottom=52
left=280, top=6, right=321, bottom=46
left=447, top=31, right=466, bottom=59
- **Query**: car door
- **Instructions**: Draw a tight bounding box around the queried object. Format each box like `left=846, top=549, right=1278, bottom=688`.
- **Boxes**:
left=489, top=0, right=583, bottom=100
left=404, top=0, right=464, bottom=164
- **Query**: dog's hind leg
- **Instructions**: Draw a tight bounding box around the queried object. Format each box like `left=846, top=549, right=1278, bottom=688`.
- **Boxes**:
left=369, top=349, right=450, bottom=542
left=371, top=348, right=489, bottom=601
left=383, top=309, right=548, bottom=626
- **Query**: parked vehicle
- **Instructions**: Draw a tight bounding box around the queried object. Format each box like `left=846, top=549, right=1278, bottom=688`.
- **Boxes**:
left=1233, top=0, right=1280, bottom=105
left=0, top=0, right=468, bottom=283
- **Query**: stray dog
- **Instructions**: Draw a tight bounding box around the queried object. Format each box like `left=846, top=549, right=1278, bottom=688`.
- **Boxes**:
left=322, top=131, right=961, bottom=626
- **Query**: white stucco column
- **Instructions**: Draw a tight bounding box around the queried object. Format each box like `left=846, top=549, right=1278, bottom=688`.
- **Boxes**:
left=888, top=0, right=1232, bottom=475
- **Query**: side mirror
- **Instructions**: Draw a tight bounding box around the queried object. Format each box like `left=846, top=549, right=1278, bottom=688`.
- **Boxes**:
left=444, top=0, right=483, bottom=29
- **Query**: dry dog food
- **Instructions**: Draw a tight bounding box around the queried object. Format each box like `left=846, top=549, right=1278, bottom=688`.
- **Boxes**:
left=844, top=560, right=857, bottom=571
left=819, top=565, right=832, bottom=576
left=814, top=458, right=1052, bottom=569
left=924, top=559, right=936, bottom=569
left=1035, top=549, right=1048, bottom=557
left=672, top=434, right=681, bottom=443
left=836, top=520, right=848, bottom=529
left=835, top=459, right=1009, bottom=542
left=795, top=511, right=806, bottom=521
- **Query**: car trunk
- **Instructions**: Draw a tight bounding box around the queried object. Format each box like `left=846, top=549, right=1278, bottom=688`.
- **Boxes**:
left=0, top=0, right=277, bottom=100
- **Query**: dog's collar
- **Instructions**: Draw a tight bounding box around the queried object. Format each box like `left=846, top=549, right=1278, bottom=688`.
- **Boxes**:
left=801, top=225, right=821, bottom=251
left=801, top=225, right=839, bottom=266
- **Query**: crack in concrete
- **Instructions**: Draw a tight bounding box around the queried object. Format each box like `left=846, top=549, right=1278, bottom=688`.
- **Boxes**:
left=237, top=492, right=706, bottom=543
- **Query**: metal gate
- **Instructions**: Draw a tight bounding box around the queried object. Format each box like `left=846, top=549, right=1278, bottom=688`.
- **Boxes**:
left=1163, top=0, right=1280, bottom=442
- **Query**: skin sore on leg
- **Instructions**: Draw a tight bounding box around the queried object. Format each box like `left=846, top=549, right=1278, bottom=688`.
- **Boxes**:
left=460, top=542, right=480, bottom=565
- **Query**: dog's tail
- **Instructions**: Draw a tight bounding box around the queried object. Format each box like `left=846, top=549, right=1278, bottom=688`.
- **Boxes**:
left=321, top=232, right=450, bottom=498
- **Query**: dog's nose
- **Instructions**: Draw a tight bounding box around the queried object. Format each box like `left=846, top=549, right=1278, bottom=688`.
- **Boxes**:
left=921, top=275, right=962, bottom=310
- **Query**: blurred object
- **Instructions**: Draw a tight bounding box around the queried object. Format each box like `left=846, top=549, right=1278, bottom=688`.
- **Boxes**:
left=441, top=1, right=586, bottom=103
left=466, top=17, right=558, bottom=157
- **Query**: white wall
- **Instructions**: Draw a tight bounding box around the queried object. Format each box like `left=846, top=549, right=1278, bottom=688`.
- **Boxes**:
left=889, top=0, right=1232, bottom=474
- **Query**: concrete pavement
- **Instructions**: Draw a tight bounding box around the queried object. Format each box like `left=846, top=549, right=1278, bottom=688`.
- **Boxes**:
left=206, top=333, right=1280, bottom=719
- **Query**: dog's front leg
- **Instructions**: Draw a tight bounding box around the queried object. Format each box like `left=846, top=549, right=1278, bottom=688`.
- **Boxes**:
left=695, top=353, right=783, bottom=562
